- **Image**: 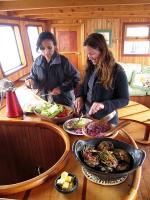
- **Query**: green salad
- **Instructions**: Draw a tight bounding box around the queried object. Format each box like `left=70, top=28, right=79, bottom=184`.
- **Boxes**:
left=35, top=102, right=64, bottom=117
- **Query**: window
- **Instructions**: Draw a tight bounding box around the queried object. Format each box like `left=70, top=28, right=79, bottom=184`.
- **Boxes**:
left=27, top=26, right=42, bottom=60
left=0, top=25, right=25, bottom=75
left=122, top=23, right=150, bottom=55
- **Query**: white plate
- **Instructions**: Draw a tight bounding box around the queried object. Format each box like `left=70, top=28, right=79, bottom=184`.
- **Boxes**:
left=63, top=118, right=93, bottom=135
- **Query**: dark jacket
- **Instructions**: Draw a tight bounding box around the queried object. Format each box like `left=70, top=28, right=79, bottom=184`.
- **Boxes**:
left=28, top=52, right=80, bottom=106
left=77, top=63, right=129, bottom=124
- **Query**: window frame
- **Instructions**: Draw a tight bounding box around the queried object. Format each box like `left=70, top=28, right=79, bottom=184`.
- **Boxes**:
left=122, top=22, right=150, bottom=56
left=0, top=23, right=26, bottom=76
left=27, top=25, right=43, bottom=61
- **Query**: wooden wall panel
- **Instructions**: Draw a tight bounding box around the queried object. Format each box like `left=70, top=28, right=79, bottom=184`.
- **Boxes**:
left=50, top=17, right=150, bottom=70
left=0, top=18, right=47, bottom=82
left=1, top=16, right=150, bottom=82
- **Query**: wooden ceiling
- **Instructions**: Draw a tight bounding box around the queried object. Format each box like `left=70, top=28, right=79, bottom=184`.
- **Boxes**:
left=0, top=0, right=150, bottom=20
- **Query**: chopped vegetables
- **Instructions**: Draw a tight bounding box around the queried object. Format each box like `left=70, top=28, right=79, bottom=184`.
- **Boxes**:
left=83, top=121, right=111, bottom=138
left=56, top=171, right=75, bottom=191
left=65, top=118, right=89, bottom=130
left=35, top=102, right=69, bottom=118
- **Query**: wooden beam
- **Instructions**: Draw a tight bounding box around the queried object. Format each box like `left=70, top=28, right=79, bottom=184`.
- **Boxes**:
left=26, top=11, right=150, bottom=20
left=1, top=0, right=150, bottom=11
left=0, top=11, right=8, bottom=15
left=9, top=4, right=150, bottom=17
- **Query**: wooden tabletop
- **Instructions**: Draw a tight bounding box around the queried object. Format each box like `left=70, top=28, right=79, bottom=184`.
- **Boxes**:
left=5, top=132, right=141, bottom=200
left=0, top=86, right=149, bottom=123
left=118, top=101, right=150, bottom=125
left=0, top=85, right=149, bottom=143
left=0, top=86, right=145, bottom=199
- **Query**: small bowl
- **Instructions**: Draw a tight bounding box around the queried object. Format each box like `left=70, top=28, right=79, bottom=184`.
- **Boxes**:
left=54, top=173, right=78, bottom=194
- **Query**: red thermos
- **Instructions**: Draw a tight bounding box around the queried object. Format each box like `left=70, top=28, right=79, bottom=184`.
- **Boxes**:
left=6, top=87, right=23, bottom=118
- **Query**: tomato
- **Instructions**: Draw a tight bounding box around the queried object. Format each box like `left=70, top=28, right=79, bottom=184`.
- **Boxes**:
left=57, top=107, right=68, bottom=118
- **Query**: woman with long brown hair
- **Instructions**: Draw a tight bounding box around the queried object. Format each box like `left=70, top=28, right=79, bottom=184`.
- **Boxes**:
left=74, top=33, right=129, bottom=124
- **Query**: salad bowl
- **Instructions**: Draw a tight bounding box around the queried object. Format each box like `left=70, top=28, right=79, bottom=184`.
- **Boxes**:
left=34, top=102, right=74, bottom=124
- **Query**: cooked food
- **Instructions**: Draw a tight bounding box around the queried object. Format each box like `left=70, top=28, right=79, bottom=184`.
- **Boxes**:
left=99, top=151, right=118, bottom=168
left=116, top=163, right=130, bottom=172
left=65, top=118, right=91, bottom=135
left=81, top=141, right=132, bottom=173
left=83, top=121, right=111, bottom=138
left=35, top=102, right=70, bottom=118
left=113, top=149, right=131, bottom=164
left=97, top=141, right=114, bottom=151
left=82, top=146, right=100, bottom=167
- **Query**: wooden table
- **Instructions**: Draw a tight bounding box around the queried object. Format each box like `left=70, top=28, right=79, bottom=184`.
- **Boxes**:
left=118, top=101, right=150, bottom=144
left=0, top=86, right=145, bottom=199
left=0, top=130, right=141, bottom=200
left=1, top=86, right=149, bottom=144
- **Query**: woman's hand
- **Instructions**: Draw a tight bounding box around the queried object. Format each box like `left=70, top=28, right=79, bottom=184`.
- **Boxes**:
left=51, top=87, right=61, bottom=95
left=25, top=79, right=34, bottom=89
left=74, top=97, right=84, bottom=114
left=89, top=102, right=104, bottom=116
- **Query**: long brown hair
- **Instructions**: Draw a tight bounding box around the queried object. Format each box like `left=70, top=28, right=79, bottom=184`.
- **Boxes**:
left=84, top=33, right=115, bottom=89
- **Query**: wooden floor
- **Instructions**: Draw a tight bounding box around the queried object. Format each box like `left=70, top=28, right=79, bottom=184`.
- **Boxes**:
left=124, top=123, right=150, bottom=200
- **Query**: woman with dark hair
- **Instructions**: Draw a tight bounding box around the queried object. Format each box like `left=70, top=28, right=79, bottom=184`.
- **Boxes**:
left=25, top=31, right=80, bottom=106
left=74, top=33, right=129, bottom=124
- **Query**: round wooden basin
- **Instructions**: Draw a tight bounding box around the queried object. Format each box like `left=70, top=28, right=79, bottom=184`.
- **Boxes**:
left=0, top=120, right=70, bottom=195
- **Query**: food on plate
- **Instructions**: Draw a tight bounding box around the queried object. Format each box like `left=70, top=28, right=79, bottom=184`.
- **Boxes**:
left=64, top=118, right=92, bottom=135
left=81, top=141, right=131, bottom=173
left=83, top=120, right=111, bottom=138
left=56, top=171, right=75, bottom=191
left=65, top=118, right=88, bottom=130
left=34, top=102, right=71, bottom=118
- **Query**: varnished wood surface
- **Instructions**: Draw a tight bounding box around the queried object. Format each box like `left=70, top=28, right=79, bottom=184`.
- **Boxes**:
left=0, top=86, right=149, bottom=199
left=6, top=124, right=150, bottom=200
left=130, top=96, right=150, bottom=109
left=0, top=120, right=70, bottom=195
left=122, top=124, right=150, bottom=200
left=0, top=121, right=66, bottom=185
left=5, top=131, right=141, bottom=200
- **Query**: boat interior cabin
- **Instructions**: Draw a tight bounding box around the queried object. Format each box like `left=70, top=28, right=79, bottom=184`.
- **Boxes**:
left=0, top=0, right=150, bottom=199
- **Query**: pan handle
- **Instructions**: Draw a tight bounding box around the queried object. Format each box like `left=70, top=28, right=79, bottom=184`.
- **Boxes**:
left=137, top=149, right=146, bottom=167
left=72, top=140, right=85, bottom=159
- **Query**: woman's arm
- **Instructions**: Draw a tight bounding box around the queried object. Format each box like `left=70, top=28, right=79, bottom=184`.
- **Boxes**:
left=59, top=57, right=80, bottom=92
left=102, top=66, right=129, bottom=113
left=89, top=66, right=129, bottom=116
left=26, top=60, right=44, bottom=90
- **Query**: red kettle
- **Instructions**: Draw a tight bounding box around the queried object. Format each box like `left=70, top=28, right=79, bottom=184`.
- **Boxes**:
left=6, top=87, right=23, bottom=118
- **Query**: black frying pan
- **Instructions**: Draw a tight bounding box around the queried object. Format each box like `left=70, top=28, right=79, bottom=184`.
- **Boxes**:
left=72, top=138, right=146, bottom=181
